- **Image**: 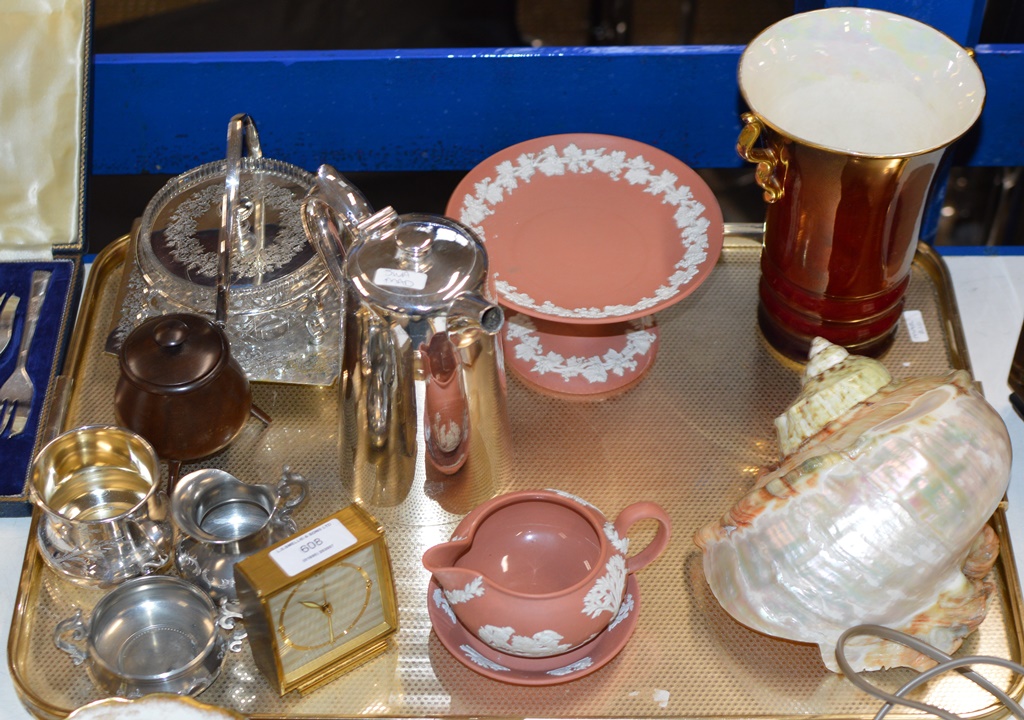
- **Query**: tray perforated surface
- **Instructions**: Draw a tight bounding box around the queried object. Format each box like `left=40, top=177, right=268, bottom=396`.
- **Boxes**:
left=10, top=231, right=1023, bottom=719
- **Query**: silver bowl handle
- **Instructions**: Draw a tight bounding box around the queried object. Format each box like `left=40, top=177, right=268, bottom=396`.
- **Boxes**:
left=53, top=609, right=88, bottom=665
left=217, top=598, right=248, bottom=654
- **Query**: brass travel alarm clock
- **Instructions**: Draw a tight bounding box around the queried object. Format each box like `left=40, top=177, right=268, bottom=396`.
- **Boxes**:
left=234, top=504, right=398, bottom=695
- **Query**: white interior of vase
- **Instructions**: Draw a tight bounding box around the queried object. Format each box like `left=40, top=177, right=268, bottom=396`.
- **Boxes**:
left=739, top=7, right=986, bottom=156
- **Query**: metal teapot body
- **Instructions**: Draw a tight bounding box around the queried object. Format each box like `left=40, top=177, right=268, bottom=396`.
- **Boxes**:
left=303, top=168, right=513, bottom=526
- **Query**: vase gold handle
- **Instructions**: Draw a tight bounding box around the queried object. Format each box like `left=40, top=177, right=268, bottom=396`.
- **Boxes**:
left=737, top=113, right=785, bottom=203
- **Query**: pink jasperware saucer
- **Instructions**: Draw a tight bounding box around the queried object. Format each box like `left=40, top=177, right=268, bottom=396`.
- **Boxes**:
left=427, top=575, right=641, bottom=685
left=446, top=133, right=724, bottom=324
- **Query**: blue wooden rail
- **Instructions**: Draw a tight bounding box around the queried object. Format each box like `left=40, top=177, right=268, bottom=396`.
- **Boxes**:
left=90, top=45, right=743, bottom=175
left=86, top=0, right=1021, bottom=255
left=88, top=41, right=1023, bottom=177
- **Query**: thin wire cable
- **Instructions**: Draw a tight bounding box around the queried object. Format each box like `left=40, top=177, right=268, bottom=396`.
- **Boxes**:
left=836, top=624, right=1024, bottom=720
left=838, top=624, right=1024, bottom=720
left=879, top=656, right=1024, bottom=720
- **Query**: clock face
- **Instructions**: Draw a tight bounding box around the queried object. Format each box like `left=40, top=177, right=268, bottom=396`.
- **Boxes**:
left=271, top=544, right=386, bottom=678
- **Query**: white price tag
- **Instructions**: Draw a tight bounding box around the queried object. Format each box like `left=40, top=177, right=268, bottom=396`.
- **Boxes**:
left=903, top=309, right=929, bottom=343
left=270, top=519, right=357, bottom=577
left=374, top=267, right=428, bottom=290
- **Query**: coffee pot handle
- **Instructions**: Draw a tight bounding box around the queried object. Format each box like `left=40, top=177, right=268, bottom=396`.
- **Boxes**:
left=54, top=610, right=88, bottom=665
left=301, top=163, right=386, bottom=292
left=737, top=113, right=785, bottom=203
left=613, top=501, right=672, bottom=574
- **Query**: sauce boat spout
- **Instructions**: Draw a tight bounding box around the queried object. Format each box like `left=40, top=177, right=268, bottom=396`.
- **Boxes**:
left=421, top=539, right=479, bottom=594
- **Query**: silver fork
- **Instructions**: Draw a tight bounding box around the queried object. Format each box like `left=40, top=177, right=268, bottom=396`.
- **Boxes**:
left=0, top=270, right=52, bottom=437
left=0, top=292, right=20, bottom=359
left=0, top=294, right=11, bottom=358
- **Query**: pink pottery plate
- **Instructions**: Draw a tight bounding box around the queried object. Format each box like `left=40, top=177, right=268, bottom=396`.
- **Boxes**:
left=446, top=133, right=724, bottom=324
left=503, top=311, right=660, bottom=399
left=427, top=575, right=641, bottom=685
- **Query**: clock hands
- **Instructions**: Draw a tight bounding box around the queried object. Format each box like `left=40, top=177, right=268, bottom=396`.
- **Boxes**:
left=299, top=600, right=330, bottom=611
left=322, top=586, right=335, bottom=643
left=320, top=586, right=335, bottom=643
left=299, top=590, right=336, bottom=643
left=281, top=563, right=374, bottom=652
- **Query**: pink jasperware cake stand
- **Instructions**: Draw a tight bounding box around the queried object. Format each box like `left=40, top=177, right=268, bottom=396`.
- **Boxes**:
left=447, top=133, right=723, bottom=399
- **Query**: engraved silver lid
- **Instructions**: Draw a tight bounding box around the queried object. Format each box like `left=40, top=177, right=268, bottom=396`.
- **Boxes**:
left=136, top=154, right=321, bottom=318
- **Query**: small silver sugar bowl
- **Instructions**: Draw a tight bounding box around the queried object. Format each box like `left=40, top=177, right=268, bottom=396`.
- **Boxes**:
left=53, top=575, right=241, bottom=698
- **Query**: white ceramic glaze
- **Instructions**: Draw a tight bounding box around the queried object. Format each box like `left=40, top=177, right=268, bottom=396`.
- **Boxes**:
left=740, top=7, right=985, bottom=156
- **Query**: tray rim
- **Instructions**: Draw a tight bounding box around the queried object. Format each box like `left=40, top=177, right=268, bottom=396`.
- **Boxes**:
left=6, top=237, right=130, bottom=720
left=9, top=227, right=1024, bottom=720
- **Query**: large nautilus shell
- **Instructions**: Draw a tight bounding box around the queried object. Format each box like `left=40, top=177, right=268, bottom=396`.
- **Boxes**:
left=694, top=338, right=1012, bottom=672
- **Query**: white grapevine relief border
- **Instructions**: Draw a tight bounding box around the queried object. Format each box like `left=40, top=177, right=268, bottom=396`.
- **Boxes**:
left=505, top=315, right=657, bottom=385
left=457, top=141, right=712, bottom=320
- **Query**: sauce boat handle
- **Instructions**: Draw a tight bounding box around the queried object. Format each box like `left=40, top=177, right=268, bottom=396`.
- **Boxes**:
left=613, top=501, right=672, bottom=574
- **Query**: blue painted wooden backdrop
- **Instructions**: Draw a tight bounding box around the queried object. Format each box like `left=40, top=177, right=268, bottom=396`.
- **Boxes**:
left=89, top=0, right=1022, bottom=177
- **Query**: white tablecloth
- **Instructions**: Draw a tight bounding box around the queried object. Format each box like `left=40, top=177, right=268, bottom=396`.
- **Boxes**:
left=2, top=255, right=1022, bottom=717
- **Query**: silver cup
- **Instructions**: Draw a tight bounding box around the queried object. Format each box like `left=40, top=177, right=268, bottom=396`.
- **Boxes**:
left=30, top=425, right=173, bottom=587
left=54, top=575, right=241, bottom=698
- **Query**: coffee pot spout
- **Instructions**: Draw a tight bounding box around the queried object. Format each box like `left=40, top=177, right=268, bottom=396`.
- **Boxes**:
left=447, top=294, right=504, bottom=338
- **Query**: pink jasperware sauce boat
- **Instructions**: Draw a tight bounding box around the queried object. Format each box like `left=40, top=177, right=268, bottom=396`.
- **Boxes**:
left=422, top=489, right=671, bottom=658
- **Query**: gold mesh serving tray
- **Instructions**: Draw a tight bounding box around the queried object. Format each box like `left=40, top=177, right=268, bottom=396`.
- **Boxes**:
left=9, top=227, right=1024, bottom=719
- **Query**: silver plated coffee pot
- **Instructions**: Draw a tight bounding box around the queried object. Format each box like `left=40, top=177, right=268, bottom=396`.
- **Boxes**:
left=302, top=166, right=513, bottom=526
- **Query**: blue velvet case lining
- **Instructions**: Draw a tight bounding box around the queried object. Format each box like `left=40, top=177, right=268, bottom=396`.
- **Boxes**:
left=0, top=259, right=78, bottom=515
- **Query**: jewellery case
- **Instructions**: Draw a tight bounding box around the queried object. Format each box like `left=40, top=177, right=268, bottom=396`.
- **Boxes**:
left=0, top=0, right=89, bottom=513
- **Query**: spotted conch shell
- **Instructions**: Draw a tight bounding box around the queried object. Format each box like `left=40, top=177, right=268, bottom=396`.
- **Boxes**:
left=694, top=338, right=1012, bottom=672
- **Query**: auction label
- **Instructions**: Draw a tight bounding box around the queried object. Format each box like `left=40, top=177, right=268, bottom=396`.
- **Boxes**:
left=270, top=519, right=357, bottom=577
left=902, top=310, right=929, bottom=343
left=374, top=267, right=428, bottom=290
